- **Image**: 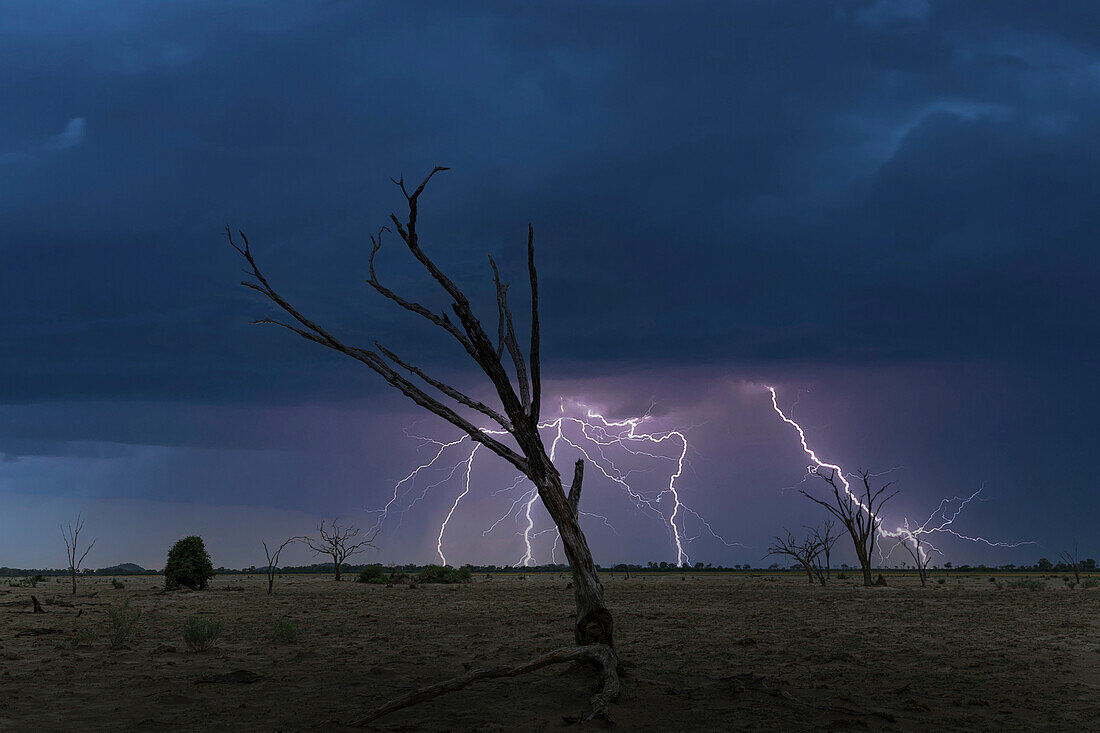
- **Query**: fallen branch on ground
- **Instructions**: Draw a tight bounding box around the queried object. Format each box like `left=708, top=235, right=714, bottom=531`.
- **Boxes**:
left=348, top=644, right=619, bottom=726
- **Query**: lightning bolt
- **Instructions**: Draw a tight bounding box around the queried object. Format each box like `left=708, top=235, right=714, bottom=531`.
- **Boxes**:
left=369, top=397, right=739, bottom=567
left=766, top=385, right=1031, bottom=565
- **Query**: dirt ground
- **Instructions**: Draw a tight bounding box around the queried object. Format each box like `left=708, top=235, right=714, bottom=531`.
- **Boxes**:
left=1, top=571, right=1098, bottom=732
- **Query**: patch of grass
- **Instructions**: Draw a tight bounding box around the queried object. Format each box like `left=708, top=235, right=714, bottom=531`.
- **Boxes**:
left=69, top=626, right=98, bottom=649
left=1006, top=578, right=1044, bottom=591
left=107, top=598, right=142, bottom=648
left=936, top=578, right=946, bottom=585
left=110, top=578, right=125, bottom=590
left=182, top=615, right=222, bottom=652
left=415, top=565, right=472, bottom=584
left=272, top=618, right=298, bottom=644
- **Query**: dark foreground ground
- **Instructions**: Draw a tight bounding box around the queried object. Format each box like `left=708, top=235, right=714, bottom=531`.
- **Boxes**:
left=1, top=572, right=1098, bottom=731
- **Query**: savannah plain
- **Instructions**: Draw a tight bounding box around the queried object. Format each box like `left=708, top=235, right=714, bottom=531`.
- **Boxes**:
left=1, top=572, right=1098, bottom=732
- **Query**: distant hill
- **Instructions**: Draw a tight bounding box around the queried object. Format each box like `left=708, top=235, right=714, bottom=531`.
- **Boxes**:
left=95, top=563, right=154, bottom=575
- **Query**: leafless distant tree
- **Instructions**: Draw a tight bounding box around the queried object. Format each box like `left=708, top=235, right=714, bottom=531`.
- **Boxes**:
left=765, top=528, right=826, bottom=586
left=809, top=519, right=839, bottom=579
left=1059, top=542, right=1081, bottom=585
left=803, top=468, right=898, bottom=587
left=61, top=515, right=95, bottom=595
left=229, top=167, right=619, bottom=722
left=304, top=520, right=372, bottom=582
left=896, top=532, right=933, bottom=587
left=262, top=536, right=304, bottom=595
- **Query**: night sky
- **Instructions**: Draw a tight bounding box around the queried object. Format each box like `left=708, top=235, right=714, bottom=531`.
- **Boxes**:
left=2, top=2, right=1097, bottom=570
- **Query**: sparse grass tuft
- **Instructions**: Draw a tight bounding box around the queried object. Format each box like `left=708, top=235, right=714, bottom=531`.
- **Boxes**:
left=107, top=598, right=142, bottom=648
left=182, top=614, right=222, bottom=652
left=1006, top=578, right=1044, bottom=591
left=272, top=618, right=298, bottom=644
left=69, top=626, right=98, bottom=649
left=110, top=578, right=125, bottom=590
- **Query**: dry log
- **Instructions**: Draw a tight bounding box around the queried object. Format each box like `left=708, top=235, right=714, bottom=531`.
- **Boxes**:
left=348, top=644, right=619, bottom=727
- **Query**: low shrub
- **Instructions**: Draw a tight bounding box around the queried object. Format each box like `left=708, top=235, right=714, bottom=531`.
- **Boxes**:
left=415, top=565, right=472, bottom=584
left=182, top=615, right=222, bottom=652
left=69, top=626, right=98, bottom=649
left=272, top=618, right=298, bottom=644
left=1083, top=579, right=1098, bottom=589
left=107, top=598, right=142, bottom=648
left=356, top=565, right=387, bottom=584
left=110, top=578, right=125, bottom=590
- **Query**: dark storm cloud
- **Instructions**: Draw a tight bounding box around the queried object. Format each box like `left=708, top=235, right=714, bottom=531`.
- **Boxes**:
left=1, top=2, right=1099, bottom=565
left=3, top=1, right=1097, bottom=408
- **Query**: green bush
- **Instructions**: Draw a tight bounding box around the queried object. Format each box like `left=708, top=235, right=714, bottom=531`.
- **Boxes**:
left=110, top=578, right=125, bottom=590
left=272, top=618, right=298, bottom=644
left=356, top=565, right=387, bottom=584
left=164, top=536, right=215, bottom=591
left=415, top=565, right=472, bottom=584
left=1082, top=579, right=1098, bottom=589
left=182, top=615, right=222, bottom=652
left=107, top=598, right=142, bottom=648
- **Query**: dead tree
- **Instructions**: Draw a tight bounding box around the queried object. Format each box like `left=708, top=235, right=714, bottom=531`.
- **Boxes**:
left=896, top=532, right=933, bottom=587
left=61, top=515, right=95, bottom=595
left=228, top=167, right=618, bottom=721
left=765, top=529, right=826, bottom=586
left=802, top=468, right=898, bottom=587
left=262, top=536, right=303, bottom=595
left=809, top=519, right=839, bottom=579
left=304, top=521, right=371, bottom=582
left=1059, top=542, right=1081, bottom=585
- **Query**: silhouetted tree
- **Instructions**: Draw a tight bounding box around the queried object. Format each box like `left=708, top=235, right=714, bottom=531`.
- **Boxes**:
left=229, top=167, right=618, bottom=722
left=262, top=536, right=303, bottom=595
left=165, top=536, right=215, bottom=590
left=1059, top=542, right=1081, bottom=584
left=896, top=531, right=933, bottom=587
left=765, top=527, right=828, bottom=586
left=809, top=519, right=839, bottom=579
left=304, top=520, right=371, bottom=582
left=61, top=515, right=95, bottom=595
left=803, top=468, right=898, bottom=587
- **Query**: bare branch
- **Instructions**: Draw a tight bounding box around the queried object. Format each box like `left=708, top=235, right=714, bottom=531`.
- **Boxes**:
left=375, top=343, right=512, bottom=431
left=527, top=224, right=540, bottom=424
left=567, top=459, right=584, bottom=519
left=348, top=644, right=618, bottom=726
left=489, top=255, right=531, bottom=411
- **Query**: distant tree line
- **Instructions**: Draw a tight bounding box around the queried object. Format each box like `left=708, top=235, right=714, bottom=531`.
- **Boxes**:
left=2, top=556, right=1094, bottom=578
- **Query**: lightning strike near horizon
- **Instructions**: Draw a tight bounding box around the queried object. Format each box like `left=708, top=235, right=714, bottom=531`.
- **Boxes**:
left=766, top=385, right=1031, bottom=564
left=368, top=398, right=739, bottom=567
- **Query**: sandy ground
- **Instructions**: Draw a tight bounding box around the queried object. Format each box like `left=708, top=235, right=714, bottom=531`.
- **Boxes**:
left=1, top=571, right=1098, bottom=732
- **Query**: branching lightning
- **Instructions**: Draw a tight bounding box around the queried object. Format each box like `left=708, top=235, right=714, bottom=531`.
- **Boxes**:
left=369, top=397, right=740, bottom=567
left=766, top=385, right=1032, bottom=565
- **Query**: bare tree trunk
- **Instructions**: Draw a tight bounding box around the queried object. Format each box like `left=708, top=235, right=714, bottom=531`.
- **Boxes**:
left=332, top=554, right=342, bottom=582
left=71, top=568, right=77, bottom=595
left=856, top=548, right=873, bottom=587
left=534, top=468, right=612, bottom=646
